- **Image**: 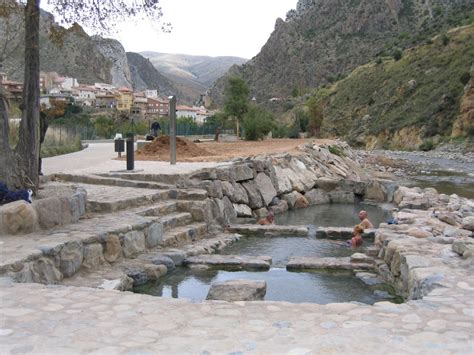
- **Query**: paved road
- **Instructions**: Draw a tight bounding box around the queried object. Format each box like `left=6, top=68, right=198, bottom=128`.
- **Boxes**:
left=43, top=143, right=227, bottom=176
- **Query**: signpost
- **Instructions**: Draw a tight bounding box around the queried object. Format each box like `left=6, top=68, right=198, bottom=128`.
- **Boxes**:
left=169, top=96, right=177, bottom=165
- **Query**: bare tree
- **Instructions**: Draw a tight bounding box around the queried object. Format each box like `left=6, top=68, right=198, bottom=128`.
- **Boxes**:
left=0, top=0, right=169, bottom=191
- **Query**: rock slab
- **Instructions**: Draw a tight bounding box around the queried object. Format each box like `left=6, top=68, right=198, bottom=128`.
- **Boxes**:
left=206, top=279, right=267, bottom=301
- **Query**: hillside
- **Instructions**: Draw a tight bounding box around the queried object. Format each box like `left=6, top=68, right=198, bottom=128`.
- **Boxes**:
left=210, top=0, right=474, bottom=107
left=301, top=25, right=474, bottom=150
left=141, top=52, right=247, bottom=101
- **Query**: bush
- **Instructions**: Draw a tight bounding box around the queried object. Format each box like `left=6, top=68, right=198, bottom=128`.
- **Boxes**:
left=328, top=145, right=346, bottom=157
left=419, top=139, right=434, bottom=151
left=460, top=72, right=471, bottom=86
left=441, top=33, right=450, bottom=46
left=393, top=48, right=403, bottom=61
left=94, top=116, right=115, bottom=139
left=272, top=122, right=290, bottom=138
left=242, top=106, right=274, bottom=141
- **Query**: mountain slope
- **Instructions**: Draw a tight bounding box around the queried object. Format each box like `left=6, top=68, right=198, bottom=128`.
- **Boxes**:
left=305, top=25, right=474, bottom=149
left=210, top=0, right=474, bottom=106
left=126, top=52, right=184, bottom=99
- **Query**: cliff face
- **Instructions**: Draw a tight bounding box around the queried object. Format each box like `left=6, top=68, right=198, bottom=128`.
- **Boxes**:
left=0, top=8, right=113, bottom=84
left=92, top=37, right=133, bottom=88
left=210, top=0, right=474, bottom=106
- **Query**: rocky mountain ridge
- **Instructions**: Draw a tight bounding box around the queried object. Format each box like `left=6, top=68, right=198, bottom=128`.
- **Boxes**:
left=210, top=0, right=474, bottom=106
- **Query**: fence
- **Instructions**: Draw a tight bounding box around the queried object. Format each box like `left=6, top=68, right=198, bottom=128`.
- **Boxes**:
left=46, top=123, right=235, bottom=143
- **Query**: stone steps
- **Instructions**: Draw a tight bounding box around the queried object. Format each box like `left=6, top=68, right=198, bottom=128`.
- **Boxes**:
left=53, top=173, right=175, bottom=190
left=160, top=223, right=208, bottom=248
left=160, top=212, right=193, bottom=230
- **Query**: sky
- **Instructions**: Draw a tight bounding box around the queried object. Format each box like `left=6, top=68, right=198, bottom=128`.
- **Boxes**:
left=45, top=0, right=297, bottom=59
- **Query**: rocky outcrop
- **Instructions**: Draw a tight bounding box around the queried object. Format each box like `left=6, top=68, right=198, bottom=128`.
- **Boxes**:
left=451, top=64, right=474, bottom=138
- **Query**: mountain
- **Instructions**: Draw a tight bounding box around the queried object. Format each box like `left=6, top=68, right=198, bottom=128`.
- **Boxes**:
left=141, top=52, right=247, bottom=102
left=0, top=4, right=184, bottom=101
left=210, top=0, right=474, bottom=107
left=126, top=52, right=185, bottom=100
left=290, top=25, right=474, bottom=150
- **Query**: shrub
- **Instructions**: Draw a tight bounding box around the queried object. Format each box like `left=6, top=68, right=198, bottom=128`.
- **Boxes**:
left=441, top=33, right=450, bottom=46
left=419, top=139, right=434, bottom=151
left=242, top=105, right=273, bottom=141
left=328, top=145, right=346, bottom=157
left=460, top=72, right=471, bottom=86
left=393, top=48, right=403, bottom=61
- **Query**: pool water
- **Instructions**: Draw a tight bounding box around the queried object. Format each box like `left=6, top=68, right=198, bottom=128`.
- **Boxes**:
left=276, top=203, right=392, bottom=228
left=134, top=267, right=392, bottom=304
left=134, top=203, right=399, bottom=304
left=219, top=236, right=369, bottom=268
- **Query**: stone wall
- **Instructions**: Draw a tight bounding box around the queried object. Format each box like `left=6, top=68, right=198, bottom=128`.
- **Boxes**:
left=0, top=186, right=87, bottom=236
left=373, top=186, right=473, bottom=299
left=187, top=142, right=393, bottom=225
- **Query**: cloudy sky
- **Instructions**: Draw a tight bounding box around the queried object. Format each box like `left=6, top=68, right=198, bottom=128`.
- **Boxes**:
left=45, top=0, right=297, bottom=59
left=117, top=0, right=296, bottom=59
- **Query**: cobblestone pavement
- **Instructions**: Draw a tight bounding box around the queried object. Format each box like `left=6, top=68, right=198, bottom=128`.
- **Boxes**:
left=0, top=276, right=473, bottom=354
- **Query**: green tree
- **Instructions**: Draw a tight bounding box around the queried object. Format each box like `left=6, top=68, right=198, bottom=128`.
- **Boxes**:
left=223, top=76, right=249, bottom=138
left=0, top=0, right=168, bottom=191
left=242, top=105, right=273, bottom=141
left=94, top=116, right=115, bottom=139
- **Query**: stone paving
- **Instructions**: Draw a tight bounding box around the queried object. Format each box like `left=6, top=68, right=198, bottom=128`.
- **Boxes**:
left=0, top=274, right=473, bottom=354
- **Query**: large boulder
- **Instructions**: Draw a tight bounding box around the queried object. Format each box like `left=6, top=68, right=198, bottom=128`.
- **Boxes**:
left=273, top=166, right=293, bottom=194
left=255, top=173, right=277, bottom=206
left=33, top=197, right=63, bottom=229
left=461, top=216, right=474, bottom=231
left=364, top=181, right=386, bottom=202
left=122, top=231, right=146, bottom=258
left=206, top=279, right=267, bottom=301
left=233, top=204, right=253, bottom=218
left=305, top=189, right=330, bottom=205
left=0, top=200, right=38, bottom=235
left=242, top=181, right=264, bottom=209
left=282, top=191, right=308, bottom=209
left=233, top=163, right=254, bottom=182
left=146, top=222, right=164, bottom=248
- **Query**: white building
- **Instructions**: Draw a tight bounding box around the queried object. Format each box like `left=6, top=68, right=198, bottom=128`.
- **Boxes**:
left=145, top=90, right=158, bottom=99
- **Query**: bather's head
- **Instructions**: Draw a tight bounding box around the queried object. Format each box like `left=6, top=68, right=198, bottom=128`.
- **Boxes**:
left=358, top=210, right=368, bottom=221
left=267, top=211, right=275, bottom=222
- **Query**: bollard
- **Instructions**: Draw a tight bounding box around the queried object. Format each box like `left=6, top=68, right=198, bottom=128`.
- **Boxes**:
left=126, top=137, right=134, bottom=171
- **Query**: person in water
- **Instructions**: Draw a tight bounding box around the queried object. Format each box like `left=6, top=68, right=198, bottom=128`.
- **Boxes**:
left=258, top=211, right=275, bottom=225
left=350, top=224, right=364, bottom=247
left=358, top=210, right=374, bottom=229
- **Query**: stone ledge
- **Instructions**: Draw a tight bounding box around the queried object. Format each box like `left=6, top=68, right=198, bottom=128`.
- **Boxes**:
left=183, top=254, right=272, bottom=271
left=226, top=224, right=309, bottom=236
left=286, top=257, right=374, bottom=271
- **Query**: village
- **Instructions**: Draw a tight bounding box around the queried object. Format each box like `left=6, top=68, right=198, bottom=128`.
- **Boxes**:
left=0, top=69, right=214, bottom=124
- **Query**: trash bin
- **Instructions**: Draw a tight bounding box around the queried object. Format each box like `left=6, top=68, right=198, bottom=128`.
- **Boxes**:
left=114, top=138, right=125, bottom=154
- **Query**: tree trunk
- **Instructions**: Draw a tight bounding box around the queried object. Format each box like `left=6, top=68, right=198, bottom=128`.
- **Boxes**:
left=14, top=0, right=41, bottom=191
left=0, top=88, right=20, bottom=188
left=236, top=119, right=240, bottom=139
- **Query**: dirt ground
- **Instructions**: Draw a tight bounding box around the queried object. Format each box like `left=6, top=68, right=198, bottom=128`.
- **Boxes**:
left=133, top=137, right=334, bottom=162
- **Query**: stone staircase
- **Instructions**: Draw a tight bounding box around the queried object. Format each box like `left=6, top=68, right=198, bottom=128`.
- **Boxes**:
left=0, top=173, right=240, bottom=291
